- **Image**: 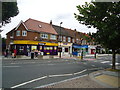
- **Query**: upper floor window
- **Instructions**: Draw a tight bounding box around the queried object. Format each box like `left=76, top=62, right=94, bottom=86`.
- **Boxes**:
left=16, top=31, right=20, bottom=36
left=22, top=31, right=27, bottom=36
left=72, top=38, right=75, bottom=43
left=82, top=40, right=86, bottom=44
left=59, top=36, right=62, bottom=41
left=76, top=38, right=79, bottom=43
left=63, top=36, right=66, bottom=42
left=50, top=35, right=56, bottom=40
left=10, top=32, right=14, bottom=38
left=68, top=37, right=71, bottom=42
left=41, top=33, right=48, bottom=39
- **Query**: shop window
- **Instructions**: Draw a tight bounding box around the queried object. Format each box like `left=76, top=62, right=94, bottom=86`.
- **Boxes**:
left=65, top=48, right=68, bottom=52
left=31, top=46, right=37, bottom=50
left=58, top=47, right=62, bottom=52
left=54, top=47, right=57, bottom=50
left=22, top=31, right=27, bottom=36
left=40, top=46, right=42, bottom=50
left=19, top=46, right=24, bottom=53
left=16, top=31, right=20, bottom=36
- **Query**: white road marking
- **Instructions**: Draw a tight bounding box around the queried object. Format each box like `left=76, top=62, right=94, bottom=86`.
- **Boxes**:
left=101, top=61, right=110, bottom=63
left=11, top=76, right=47, bottom=88
left=11, top=69, right=87, bottom=88
left=3, top=66, right=20, bottom=68
left=36, top=74, right=88, bottom=88
left=74, top=69, right=87, bottom=75
left=10, top=63, right=16, bottom=64
left=49, top=74, right=73, bottom=77
left=110, top=63, right=119, bottom=66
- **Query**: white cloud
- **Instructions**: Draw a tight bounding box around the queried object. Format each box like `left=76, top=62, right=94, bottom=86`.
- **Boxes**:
left=1, top=0, right=97, bottom=37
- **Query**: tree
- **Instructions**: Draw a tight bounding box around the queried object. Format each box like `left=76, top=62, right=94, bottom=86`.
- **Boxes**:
left=0, top=2, right=19, bottom=28
left=74, top=1, right=120, bottom=69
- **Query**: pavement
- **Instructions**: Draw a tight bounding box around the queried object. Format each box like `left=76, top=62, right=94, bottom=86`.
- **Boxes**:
left=2, top=54, right=110, bottom=60
left=42, top=69, right=120, bottom=88
left=2, top=54, right=120, bottom=88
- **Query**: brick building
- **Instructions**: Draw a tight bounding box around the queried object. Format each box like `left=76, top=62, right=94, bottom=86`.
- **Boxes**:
left=6, top=18, right=93, bottom=56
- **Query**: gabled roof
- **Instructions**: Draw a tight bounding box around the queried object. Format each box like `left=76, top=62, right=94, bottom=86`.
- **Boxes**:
left=52, top=25, right=73, bottom=37
left=24, top=18, right=57, bottom=35
left=15, top=20, right=28, bottom=30
left=64, top=28, right=76, bottom=38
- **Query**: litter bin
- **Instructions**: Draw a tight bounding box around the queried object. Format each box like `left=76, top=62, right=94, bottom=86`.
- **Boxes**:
left=31, top=52, right=34, bottom=59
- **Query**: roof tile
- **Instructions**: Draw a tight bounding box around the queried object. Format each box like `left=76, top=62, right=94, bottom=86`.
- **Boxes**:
left=24, top=18, right=57, bottom=35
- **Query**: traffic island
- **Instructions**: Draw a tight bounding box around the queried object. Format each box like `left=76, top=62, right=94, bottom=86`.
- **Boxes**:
left=90, top=69, right=120, bottom=88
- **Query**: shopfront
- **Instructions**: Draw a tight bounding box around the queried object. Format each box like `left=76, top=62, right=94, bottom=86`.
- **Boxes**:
left=58, top=42, right=72, bottom=56
left=72, top=44, right=88, bottom=56
left=11, top=40, right=58, bottom=55
left=88, top=45, right=96, bottom=54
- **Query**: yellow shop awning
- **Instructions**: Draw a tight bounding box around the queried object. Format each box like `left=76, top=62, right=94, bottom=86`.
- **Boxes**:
left=13, top=40, right=58, bottom=46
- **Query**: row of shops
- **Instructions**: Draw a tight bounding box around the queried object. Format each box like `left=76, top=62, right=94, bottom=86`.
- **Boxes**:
left=9, top=40, right=98, bottom=56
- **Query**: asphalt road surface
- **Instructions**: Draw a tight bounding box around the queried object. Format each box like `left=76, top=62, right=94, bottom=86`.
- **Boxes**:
left=2, top=54, right=120, bottom=89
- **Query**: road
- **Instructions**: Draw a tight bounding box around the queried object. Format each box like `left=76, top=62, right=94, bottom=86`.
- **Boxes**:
left=2, top=54, right=120, bottom=89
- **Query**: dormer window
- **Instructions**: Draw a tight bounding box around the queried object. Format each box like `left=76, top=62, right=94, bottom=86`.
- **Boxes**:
left=38, top=25, right=42, bottom=28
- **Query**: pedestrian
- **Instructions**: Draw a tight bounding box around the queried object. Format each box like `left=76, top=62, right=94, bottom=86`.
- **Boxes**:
left=38, top=50, right=41, bottom=55
left=31, top=50, right=35, bottom=59
left=4, top=49, right=8, bottom=57
left=34, top=49, right=38, bottom=57
left=4, top=50, right=6, bottom=57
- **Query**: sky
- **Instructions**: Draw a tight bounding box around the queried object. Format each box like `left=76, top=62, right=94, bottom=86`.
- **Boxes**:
left=1, top=0, right=97, bottom=38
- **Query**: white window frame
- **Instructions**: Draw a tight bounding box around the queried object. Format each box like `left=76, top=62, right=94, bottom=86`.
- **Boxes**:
left=22, top=31, right=27, bottom=36
left=63, top=36, right=66, bottom=42
left=72, top=38, right=75, bottom=43
left=41, top=33, right=48, bottom=39
left=68, top=37, right=71, bottom=42
left=50, top=35, right=56, bottom=40
left=16, top=31, right=20, bottom=36
left=59, top=36, right=62, bottom=41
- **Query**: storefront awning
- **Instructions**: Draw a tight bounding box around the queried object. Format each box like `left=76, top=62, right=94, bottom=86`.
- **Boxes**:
left=13, top=40, right=58, bottom=46
left=73, top=45, right=88, bottom=48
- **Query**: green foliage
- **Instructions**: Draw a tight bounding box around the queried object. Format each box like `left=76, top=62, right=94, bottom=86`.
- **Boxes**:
left=1, top=2, right=19, bottom=27
left=74, top=2, right=120, bottom=50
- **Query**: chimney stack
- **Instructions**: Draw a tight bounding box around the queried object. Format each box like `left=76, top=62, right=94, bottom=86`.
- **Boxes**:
left=50, top=20, right=52, bottom=25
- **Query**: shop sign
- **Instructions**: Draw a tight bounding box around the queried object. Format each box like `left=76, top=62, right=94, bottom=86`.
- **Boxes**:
left=59, top=42, right=72, bottom=46
left=73, top=45, right=88, bottom=48
left=38, top=43, right=45, bottom=45
left=45, top=42, right=58, bottom=46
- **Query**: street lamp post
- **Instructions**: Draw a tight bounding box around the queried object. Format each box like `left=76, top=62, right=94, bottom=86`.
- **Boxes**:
left=59, top=22, right=63, bottom=58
